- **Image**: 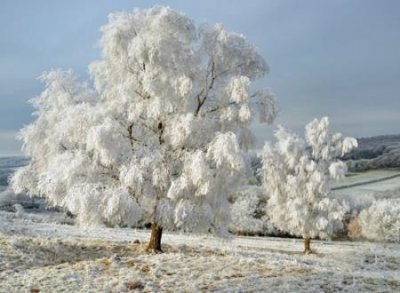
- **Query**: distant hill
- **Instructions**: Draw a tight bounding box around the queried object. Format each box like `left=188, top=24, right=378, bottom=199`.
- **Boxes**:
left=344, top=134, right=400, bottom=171
left=0, top=156, right=29, bottom=187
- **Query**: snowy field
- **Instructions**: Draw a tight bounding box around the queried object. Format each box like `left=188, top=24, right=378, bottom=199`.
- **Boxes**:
left=1, top=210, right=400, bottom=292
left=333, top=170, right=400, bottom=187
left=332, top=169, right=400, bottom=197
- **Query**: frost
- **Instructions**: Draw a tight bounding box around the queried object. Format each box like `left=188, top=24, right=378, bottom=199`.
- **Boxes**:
left=1, top=211, right=400, bottom=292
left=261, top=117, right=357, bottom=241
left=226, top=76, right=250, bottom=103
left=359, top=199, right=400, bottom=242
left=10, top=6, right=277, bottom=243
left=329, top=161, right=348, bottom=180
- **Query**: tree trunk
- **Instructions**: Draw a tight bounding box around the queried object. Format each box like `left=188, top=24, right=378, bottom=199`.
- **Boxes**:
left=146, top=222, right=163, bottom=253
left=303, top=237, right=312, bottom=254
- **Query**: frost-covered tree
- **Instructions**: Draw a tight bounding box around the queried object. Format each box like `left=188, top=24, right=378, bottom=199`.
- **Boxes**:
left=11, top=7, right=277, bottom=252
left=261, top=117, right=357, bottom=253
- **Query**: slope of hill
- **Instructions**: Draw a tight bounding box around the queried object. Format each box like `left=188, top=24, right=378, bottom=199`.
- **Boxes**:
left=0, top=156, right=29, bottom=189
left=343, top=135, right=400, bottom=171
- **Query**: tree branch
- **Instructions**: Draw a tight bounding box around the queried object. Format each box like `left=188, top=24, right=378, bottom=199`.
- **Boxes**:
left=195, top=60, right=216, bottom=116
left=207, top=101, right=237, bottom=113
left=207, top=91, right=258, bottom=114
left=213, top=62, right=247, bottom=79
left=127, top=123, right=137, bottom=147
left=194, top=61, right=249, bottom=116
left=158, top=121, right=164, bottom=145
left=98, top=162, right=120, bottom=182
left=134, top=90, right=151, bottom=100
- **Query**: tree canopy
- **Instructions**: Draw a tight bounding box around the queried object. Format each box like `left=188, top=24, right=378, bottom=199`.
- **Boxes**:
left=11, top=7, right=277, bottom=249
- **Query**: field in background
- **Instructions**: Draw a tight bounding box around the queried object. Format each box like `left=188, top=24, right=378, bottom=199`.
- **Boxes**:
left=332, top=169, right=400, bottom=197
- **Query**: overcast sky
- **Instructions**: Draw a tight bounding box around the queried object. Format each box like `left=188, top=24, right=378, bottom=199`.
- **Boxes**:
left=1, top=0, right=399, bottom=155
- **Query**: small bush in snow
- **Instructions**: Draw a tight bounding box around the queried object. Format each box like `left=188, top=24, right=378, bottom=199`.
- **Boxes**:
left=14, top=204, right=24, bottom=217
left=359, top=199, right=400, bottom=242
left=231, top=192, right=263, bottom=234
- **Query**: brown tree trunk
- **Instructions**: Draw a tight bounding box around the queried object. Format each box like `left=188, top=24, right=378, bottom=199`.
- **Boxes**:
left=303, top=237, right=312, bottom=254
left=146, top=222, right=163, bottom=253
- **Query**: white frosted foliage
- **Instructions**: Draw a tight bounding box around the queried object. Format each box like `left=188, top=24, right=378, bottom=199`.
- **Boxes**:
left=329, top=161, right=347, bottom=180
left=261, top=117, right=357, bottom=240
left=86, top=118, right=132, bottom=166
left=230, top=186, right=265, bottom=234
left=227, top=76, right=250, bottom=103
left=359, top=199, right=400, bottom=242
left=11, top=6, right=277, bottom=235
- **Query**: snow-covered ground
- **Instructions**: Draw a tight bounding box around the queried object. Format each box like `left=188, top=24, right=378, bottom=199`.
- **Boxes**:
left=332, top=169, right=400, bottom=197
left=1, top=210, right=400, bottom=292
left=333, top=170, right=400, bottom=187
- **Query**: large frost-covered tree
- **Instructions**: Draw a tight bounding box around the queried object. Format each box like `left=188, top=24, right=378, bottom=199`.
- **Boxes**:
left=261, top=117, right=357, bottom=253
left=11, top=7, right=277, bottom=252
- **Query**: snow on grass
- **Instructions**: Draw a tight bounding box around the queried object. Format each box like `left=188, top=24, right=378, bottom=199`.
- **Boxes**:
left=332, top=170, right=400, bottom=190
left=1, top=211, right=400, bottom=292
left=332, top=170, right=400, bottom=201
left=333, top=170, right=400, bottom=187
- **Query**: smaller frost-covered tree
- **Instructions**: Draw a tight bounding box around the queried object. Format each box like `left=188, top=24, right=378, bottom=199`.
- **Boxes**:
left=261, top=117, right=357, bottom=253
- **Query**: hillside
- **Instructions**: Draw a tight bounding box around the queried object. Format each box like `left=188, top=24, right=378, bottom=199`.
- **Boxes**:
left=0, top=157, right=29, bottom=189
left=342, top=135, right=400, bottom=171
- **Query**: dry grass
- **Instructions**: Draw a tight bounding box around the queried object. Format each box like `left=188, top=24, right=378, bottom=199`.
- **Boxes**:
left=127, top=281, right=144, bottom=290
left=348, top=217, right=362, bottom=239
